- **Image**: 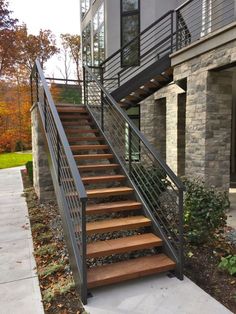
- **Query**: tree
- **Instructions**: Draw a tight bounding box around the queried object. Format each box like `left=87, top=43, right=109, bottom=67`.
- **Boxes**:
left=0, top=0, right=18, bottom=76
left=17, top=25, right=59, bottom=76
left=60, top=34, right=81, bottom=84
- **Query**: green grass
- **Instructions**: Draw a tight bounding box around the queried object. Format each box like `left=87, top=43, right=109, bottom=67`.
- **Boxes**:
left=0, top=152, right=32, bottom=169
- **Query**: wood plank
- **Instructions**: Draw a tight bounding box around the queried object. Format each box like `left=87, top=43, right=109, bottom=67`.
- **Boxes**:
left=74, top=154, right=113, bottom=160
left=86, top=200, right=142, bottom=215
left=82, top=174, right=125, bottom=184
left=78, top=163, right=120, bottom=171
left=87, top=254, right=175, bottom=288
left=87, top=186, right=133, bottom=198
left=65, top=129, right=100, bottom=134
left=87, top=233, right=162, bottom=258
left=70, top=144, right=109, bottom=151
left=86, top=215, right=151, bottom=234
left=68, top=136, right=104, bottom=142
left=57, top=107, right=87, bottom=113
left=62, top=121, right=94, bottom=126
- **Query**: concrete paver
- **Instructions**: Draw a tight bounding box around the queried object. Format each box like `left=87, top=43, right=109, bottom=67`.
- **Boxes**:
left=0, top=167, right=44, bottom=314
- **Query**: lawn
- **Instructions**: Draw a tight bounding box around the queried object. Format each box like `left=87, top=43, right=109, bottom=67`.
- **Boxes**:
left=0, top=152, right=32, bottom=169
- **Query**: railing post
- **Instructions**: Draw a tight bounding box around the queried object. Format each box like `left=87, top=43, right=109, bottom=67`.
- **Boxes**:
left=83, top=66, right=87, bottom=105
left=35, top=71, right=39, bottom=103
left=57, top=131, right=61, bottom=186
left=30, top=76, right=34, bottom=106
left=44, top=91, right=47, bottom=132
left=81, top=198, right=88, bottom=304
left=128, top=126, right=132, bottom=175
left=177, top=188, right=184, bottom=280
left=170, top=11, right=174, bottom=53
left=100, top=66, right=104, bottom=131
left=176, top=10, right=179, bottom=51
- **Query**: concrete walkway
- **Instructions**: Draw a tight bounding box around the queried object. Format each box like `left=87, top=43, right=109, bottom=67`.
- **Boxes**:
left=0, top=167, right=44, bottom=314
left=85, top=274, right=233, bottom=314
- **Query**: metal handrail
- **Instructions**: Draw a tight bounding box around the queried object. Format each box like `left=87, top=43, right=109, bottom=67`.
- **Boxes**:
left=100, top=10, right=174, bottom=67
left=30, top=59, right=88, bottom=304
left=31, top=60, right=87, bottom=199
left=84, top=65, right=184, bottom=191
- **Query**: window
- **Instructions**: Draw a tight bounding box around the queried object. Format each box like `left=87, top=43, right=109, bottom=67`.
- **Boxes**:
left=82, top=23, right=92, bottom=65
left=121, top=0, right=140, bottom=67
left=81, top=0, right=90, bottom=19
left=93, top=4, right=105, bottom=66
left=125, top=105, right=140, bottom=161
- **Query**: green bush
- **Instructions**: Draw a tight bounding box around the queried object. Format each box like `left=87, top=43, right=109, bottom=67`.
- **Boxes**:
left=183, top=178, right=229, bottom=244
left=26, top=161, right=33, bottom=183
left=218, top=255, right=236, bottom=276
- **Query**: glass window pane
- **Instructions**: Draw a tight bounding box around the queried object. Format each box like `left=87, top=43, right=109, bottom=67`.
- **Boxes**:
left=93, top=12, right=98, bottom=31
left=98, top=4, right=104, bottom=25
left=122, top=14, right=139, bottom=66
left=122, top=0, right=139, bottom=12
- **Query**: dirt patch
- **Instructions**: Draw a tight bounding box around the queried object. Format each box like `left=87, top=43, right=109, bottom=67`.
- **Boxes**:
left=184, top=230, right=236, bottom=313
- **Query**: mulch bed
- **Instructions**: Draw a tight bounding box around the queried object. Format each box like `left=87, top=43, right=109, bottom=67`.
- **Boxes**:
left=184, top=230, right=236, bottom=313
left=21, top=169, right=85, bottom=314
left=21, top=168, right=236, bottom=313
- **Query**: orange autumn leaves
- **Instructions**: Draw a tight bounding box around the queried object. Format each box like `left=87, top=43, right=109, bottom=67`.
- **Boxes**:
left=0, top=82, right=31, bottom=152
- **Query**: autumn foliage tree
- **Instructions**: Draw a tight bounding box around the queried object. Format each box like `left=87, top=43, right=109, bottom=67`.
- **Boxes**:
left=0, top=0, right=59, bottom=152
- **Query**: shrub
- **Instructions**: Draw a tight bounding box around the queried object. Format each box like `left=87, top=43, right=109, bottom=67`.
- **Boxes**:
left=218, top=255, right=236, bottom=276
left=183, top=178, right=229, bottom=244
left=26, top=161, right=33, bottom=183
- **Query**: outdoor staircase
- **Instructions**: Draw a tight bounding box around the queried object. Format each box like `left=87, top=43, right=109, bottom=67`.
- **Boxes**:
left=57, top=103, right=176, bottom=289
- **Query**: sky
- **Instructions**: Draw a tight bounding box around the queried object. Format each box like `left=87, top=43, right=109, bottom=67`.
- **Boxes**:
left=8, top=0, right=81, bottom=77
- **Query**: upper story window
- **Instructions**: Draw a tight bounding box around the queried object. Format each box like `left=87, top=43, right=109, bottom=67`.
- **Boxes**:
left=93, top=4, right=105, bottom=66
left=81, top=0, right=90, bottom=19
left=121, top=0, right=140, bottom=67
left=82, top=22, right=92, bottom=65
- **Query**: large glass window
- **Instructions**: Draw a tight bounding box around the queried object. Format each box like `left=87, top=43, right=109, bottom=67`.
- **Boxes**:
left=93, top=4, right=105, bottom=66
left=81, top=0, right=90, bottom=19
left=121, top=0, right=140, bottom=67
left=82, top=23, right=92, bottom=65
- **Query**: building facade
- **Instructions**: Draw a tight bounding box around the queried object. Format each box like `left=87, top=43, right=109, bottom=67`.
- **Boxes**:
left=80, top=0, right=236, bottom=191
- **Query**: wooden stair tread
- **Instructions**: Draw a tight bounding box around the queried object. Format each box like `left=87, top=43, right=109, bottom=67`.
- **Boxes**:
left=82, top=174, right=126, bottom=184
left=65, top=129, right=100, bottom=134
left=86, top=200, right=142, bottom=214
left=57, top=107, right=86, bottom=113
left=86, top=215, right=151, bottom=234
left=68, top=136, right=104, bottom=142
left=74, top=154, right=113, bottom=160
left=78, top=164, right=120, bottom=171
left=87, top=186, right=133, bottom=198
left=63, top=121, right=94, bottom=126
left=71, top=144, right=109, bottom=151
left=87, top=254, right=175, bottom=288
left=87, top=233, right=162, bottom=258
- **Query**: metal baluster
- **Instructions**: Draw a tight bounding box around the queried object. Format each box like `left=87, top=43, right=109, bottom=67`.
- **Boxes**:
left=57, top=131, right=61, bottom=185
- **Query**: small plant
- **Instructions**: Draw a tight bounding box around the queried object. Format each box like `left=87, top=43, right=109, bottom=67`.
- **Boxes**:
left=183, top=178, right=229, bottom=244
left=34, top=244, right=57, bottom=257
left=218, top=255, right=236, bottom=276
left=31, top=223, right=48, bottom=233
left=26, top=161, right=33, bottom=183
left=37, top=231, right=53, bottom=243
left=42, top=278, right=75, bottom=302
left=39, top=261, right=65, bottom=278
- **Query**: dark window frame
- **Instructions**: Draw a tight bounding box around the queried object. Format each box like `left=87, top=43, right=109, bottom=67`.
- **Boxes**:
left=120, top=0, right=140, bottom=68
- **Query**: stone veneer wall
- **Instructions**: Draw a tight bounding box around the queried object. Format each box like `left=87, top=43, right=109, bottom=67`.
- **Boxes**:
left=173, top=39, right=236, bottom=190
left=31, top=106, right=55, bottom=202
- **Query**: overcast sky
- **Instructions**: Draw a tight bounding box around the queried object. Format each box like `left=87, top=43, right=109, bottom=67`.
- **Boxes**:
left=8, top=0, right=81, bottom=77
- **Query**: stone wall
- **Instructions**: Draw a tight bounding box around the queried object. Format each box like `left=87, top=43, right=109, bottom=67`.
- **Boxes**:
left=172, top=39, right=236, bottom=190
left=31, top=106, right=55, bottom=202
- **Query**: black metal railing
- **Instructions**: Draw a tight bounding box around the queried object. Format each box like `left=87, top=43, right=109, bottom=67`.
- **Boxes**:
left=176, top=0, right=235, bottom=50
left=84, top=65, right=185, bottom=279
left=99, top=10, right=175, bottom=93
left=30, top=60, right=88, bottom=304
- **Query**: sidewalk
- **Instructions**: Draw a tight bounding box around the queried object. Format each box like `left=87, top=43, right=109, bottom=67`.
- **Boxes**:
left=0, top=167, right=44, bottom=314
